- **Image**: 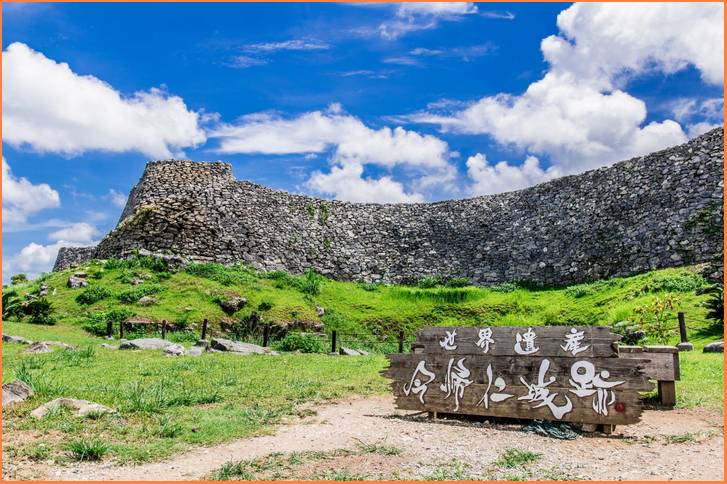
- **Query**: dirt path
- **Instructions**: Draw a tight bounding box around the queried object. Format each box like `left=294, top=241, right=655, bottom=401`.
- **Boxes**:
left=8, top=396, right=725, bottom=481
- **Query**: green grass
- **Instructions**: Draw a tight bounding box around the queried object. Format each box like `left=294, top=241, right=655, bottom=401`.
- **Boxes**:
left=2, top=337, right=387, bottom=464
left=494, top=448, right=542, bottom=469
left=210, top=444, right=397, bottom=480
left=66, top=439, right=110, bottom=461
left=2, top=260, right=724, bottom=466
left=4, top=260, right=722, bottom=350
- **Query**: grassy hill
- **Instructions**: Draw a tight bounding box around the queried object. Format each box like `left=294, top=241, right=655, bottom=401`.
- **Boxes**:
left=2, top=257, right=723, bottom=468
left=3, top=255, right=723, bottom=349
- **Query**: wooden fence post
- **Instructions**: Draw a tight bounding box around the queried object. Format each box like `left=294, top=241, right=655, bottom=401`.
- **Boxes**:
left=677, top=312, right=693, bottom=351
left=119, top=320, right=125, bottom=339
left=161, top=320, right=167, bottom=339
left=263, top=325, right=270, bottom=347
left=201, top=318, right=208, bottom=341
left=106, top=320, right=113, bottom=339
left=398, top=330, right=404, bottom=353
left=678, top=312, right=688, bottom=342
left=331, top=330, right=337, bottom=354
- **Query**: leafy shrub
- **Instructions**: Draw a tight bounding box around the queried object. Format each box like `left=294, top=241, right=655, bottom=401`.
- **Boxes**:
left=634, top=294, right=677, bottom=344
left=26, top=298, right=55, bottom=325
left=489, top=282, right=519, bottom=293
left=564, top=283, right=596, bottom=298
left=117, top=284, right=163, bottom=304
left=417, top=276, right=442, bottom=289
left=167, top=330, right=199, bottom=344
left=75, top=286, right=112, bottom=305
left=356, top=282, right=380, bottom=292
left=10, top=273, right=27, bottom=285
left=611, top=320, right=646, bottom=345
left=104, top=253, right=169, bottom=273
left=186, top=263, right=255, bottom=286
left=274, top=333, right=325, bottom=353
left=445, top=277, right=470, bottom=288
left=391, top=287, right=474, bottom=304
left=296, top=270, right=323, bottom=296
left=646, top=273, right=707, bottom=293
left=257, top=300, right=273, bottom=311
left=67, top=439, right=109, bottom=461
left=81, top=308, right=134, bottom=336
left=2, top=290, right=24, bottom=320
left=700, top=284, right=724, bottom=327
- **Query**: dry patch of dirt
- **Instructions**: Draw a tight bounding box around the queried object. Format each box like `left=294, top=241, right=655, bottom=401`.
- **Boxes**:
left=4, top=396, right=724, bottom=481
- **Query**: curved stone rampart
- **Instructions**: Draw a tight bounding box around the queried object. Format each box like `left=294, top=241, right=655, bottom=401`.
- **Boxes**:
left=56, top=128, right=724, bottom=286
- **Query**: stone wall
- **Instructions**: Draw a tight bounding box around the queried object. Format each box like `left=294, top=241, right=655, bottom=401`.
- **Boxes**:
left=53, top=246, right=98, bottom=272
left=56, top=128, right=724, bottom=286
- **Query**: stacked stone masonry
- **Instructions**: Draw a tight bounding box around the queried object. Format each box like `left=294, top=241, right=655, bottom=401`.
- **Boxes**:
left=54, top=128, right=725, bottom=286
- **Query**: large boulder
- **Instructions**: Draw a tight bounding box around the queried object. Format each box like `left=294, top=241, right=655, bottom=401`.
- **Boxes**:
left=164, top=344, right=185, bottom=356
left=2, top=335, right=33, bottom=345
left=703, top=341, right=724, bottom=353
left=30, top=398, right=115, bottom=418
left=2, top=381, right=33, bottom=408
left=339, top=347, right=368, bottom=356
left=185, top=346, right=204, bottom=357
left=67, top=276, right=88, bottom=289
left=119, top=338, right=175, bottom=351
left=219, top=296, right=247, bottom=314
left=24, top=341, right=75, bottom=354
left=210, top=338, right=266, bottom=354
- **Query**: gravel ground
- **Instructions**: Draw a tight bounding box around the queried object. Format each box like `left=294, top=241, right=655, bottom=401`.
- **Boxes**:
left=3, top=395, right=723, bottom=481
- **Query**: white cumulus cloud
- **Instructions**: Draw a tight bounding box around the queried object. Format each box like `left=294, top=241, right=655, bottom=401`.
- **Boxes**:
left=403, top=2, right=722, bottom=190
left=305, top=163, right=425, bottom=203
left=210, top=105, right=458, bottom=202
left=466, top=154, right=558, bottom=196
left=2, top=158, right=60, bottom=228
left=3, top=42, right=206, bottom=158
left=3, top=222, right=99, bottom=282
left=106, top=189, right=128, bottom=208
left=48, top=222, right=99, bottom=243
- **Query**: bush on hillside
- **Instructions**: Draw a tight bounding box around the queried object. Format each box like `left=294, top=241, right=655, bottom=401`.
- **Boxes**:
left=417, top=276, right=442, bottom=289
left=10, top=274, right=28, bottom=285
left=274, top=333, right=325, bottom=353
left=186, top=263, right=255, bottom=286
left=489, top=282, right=519, bottom=293
left=117, top=284, right=163, bottom=304
left=26, top=298, right=55, bottom=325
left=81, top=308, right=134, bottom=336
left=76, top=286, right=113, bottom=305
left=645, top=272, right=707, bottom=293
left=445, top=277, right=470, bottom=288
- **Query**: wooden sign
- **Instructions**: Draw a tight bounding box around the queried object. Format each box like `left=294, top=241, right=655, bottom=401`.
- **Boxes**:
left=383, top=326, right=653, bottom=426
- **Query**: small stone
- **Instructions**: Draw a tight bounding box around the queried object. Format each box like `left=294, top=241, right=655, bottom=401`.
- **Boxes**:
left=39, top=283, right=49, bottom=296
left=219, top=296, right=247, bottom=314
left=2, top=381, right=33, bottom=408
left=30, top=398, right=115, bottom=419
left=2, top=335, right=33, bottom=345
left=676, top=342, right=694, bottom=352
left=119, top=338, right=175, bottom=351
left=210, top=338, right=266, bottom=354
left=316, top=306, right=325, bottom=317
left=339, top=347, right=361, bottom=356
left=25, top=341, right=75, bottom=353
left=137, top=295, right=157, bottom=306
left=703, top=341, right=724, bottom=353
left=164, top=344, right=185, bottom=356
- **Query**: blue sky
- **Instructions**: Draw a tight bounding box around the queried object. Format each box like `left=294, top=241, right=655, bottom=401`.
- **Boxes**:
left=2, top=2, right=724, bottom=281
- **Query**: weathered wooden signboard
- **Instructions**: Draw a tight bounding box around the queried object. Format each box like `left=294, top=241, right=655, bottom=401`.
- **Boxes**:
left=384, top=326, right=653, bottom=426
